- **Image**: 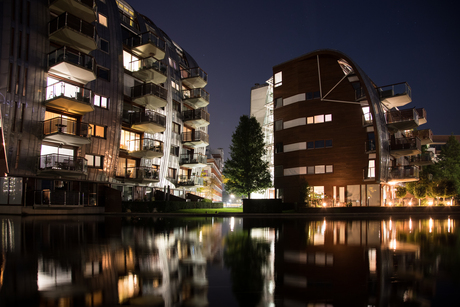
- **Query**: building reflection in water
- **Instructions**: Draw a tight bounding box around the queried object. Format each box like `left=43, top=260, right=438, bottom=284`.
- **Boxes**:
left=0, top=215, right=457, bottom=306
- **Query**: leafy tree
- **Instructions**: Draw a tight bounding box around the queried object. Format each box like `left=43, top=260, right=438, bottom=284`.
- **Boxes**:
left=431, top=135, right=460, bottom=196
left=298, top=179, right=311, bottom=206
left=395, top=186, right=407, bottom=205
left=223, top=115, right=271, bottom=199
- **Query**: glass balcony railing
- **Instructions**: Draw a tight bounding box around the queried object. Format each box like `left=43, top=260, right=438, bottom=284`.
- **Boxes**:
left=181, top=67, right=207, bottom=82
left=122, top=167, right=159, bottom=181
left=49, top=12, right=95, bottom=39
left=125, top=31, right=165, bottom=55
left=182, top=109, right=210, bottom=123
left=131, top=83, right=167, bottom=101
left=39, top=153, right=88, bottom=173
left=43, top=117, right=92, bottom=139
left=48, top=46, right=95, bottom=72
left=389, top=166, right=419, bottom=182
left=410, top=152, right=434, bottom=165
left=379, top=82, right=412, bottom=101
left=182, top=131, right=209, bottom=145
left=45, top=81, right=92, bottom=105
left=390, top=137, right=421, bottom=153
left=49, top=0, right=96, bottom=23
left=182, top=88, right=210, bottom=102
left=126, top=138, right=164, bottom=154
left=128, top=57, right=167, bottom=75
left=179, top=154, right=207, bottom=165
left=131, top=110, right=166, bottom=128
left=177, top=175, right=204, bottom=187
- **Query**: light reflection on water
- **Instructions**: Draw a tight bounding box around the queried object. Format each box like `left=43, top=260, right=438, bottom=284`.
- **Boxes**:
left=0, top=215, right=458, bottom=306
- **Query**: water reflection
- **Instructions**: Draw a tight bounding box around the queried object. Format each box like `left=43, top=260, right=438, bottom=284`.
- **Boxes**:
left=0, top=215, right=458, bottom=306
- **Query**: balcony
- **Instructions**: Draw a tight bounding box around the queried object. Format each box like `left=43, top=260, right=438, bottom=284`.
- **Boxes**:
left=43, top=117, right=92, bottom=146
left=415, top=108, right=427, bottom=125
left=177, top=175, right=204, bottom=187
left=388, top=166, right=419, bottom=183
left=410, top=152, right=435, bottom=166
left=48, top=47, right=96, bottom=84
left=386, top=108, right=419, bottom=132
left=378, top=82, right=412, bottom=109
left=390, top=137, right=421, bottom=158
left=129, top=57, right=167, bottom=84
left=44, top=81, right=94, bottom=115
left=131, top=110, right=166, bottom=134
left=183, top=109, right=210, bottom=129
left=131, top=83, right=167, bottom=110
left=118, top=166, right=160, bottom=184
left=404, top=129, right=433, bottom=145
left=182, top=88, right=210, bottom=109
left=127, top=138, right=164, bottom=159
left=49, top=12, right=97, bottom=54
left=182, top=131, right=209, bottom=147
left=125, top=31, right=165, bottom=60
left=181, top=67, right=208, bottom=89
left=38, top=154, right=87, bottom=178
left=365, top=140, right=376, bottom=153
left=179, top=154, right=207, bottom=168
left=49, top=0, right=97, bottom=23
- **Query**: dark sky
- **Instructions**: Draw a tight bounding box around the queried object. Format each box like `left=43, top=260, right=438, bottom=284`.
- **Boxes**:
left=127, top=0, right=460, bottom=158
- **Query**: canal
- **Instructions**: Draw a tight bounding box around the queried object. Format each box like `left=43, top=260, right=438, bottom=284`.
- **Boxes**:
left=0, top=215, right=458, bottom=306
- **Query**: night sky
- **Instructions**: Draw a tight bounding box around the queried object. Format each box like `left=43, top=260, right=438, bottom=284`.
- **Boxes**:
left=126, top=0, right=460, bottom=158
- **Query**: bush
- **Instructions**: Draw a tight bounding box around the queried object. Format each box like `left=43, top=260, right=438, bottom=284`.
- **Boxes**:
left=122, top=201, right=223, bottom=213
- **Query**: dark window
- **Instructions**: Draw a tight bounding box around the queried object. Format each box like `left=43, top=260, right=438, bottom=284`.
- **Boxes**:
left=307, top=141, right=314, bottom=149
left=170, top=145, right=179, bottom=157
left=275, top=142, right=283, bottom=153
left=275, top=97, right=283, bottom=108
left=97, top=66, right=110, bottom=81
left=306, top=92, right=313, bottom=100
left=173, top=100, right=181, bottom=112
left=313, top=91, right=320, bottom=99
left=172, top=122, right=180, bottom=134
left=100, top=38, right=109, bottom=53
left=315, top=140, right=325, bottom=149
left=325, top=140, right=332, bottom=148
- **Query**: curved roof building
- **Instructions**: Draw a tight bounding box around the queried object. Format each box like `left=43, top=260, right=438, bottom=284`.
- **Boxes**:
left=0, top=0, right=211, bottom=211
left=273, top=50, right=430, bottom=206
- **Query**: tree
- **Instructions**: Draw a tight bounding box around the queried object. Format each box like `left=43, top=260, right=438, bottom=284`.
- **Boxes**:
left=433, top=135, right=460, bottom=196
left=223, top=115, right=271, bottom=199
left=395, top=186, right=407, bottom=205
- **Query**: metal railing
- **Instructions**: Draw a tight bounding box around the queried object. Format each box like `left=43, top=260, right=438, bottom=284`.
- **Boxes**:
left=378, top=82, right=411, bottom=100
left=48, top=46, right=95, bottom=71
left=179, top=154, right=207, bottom=165
left=182, top=108, right=210, bottom=122
left=122, top=167, right=159, bottom=180
left=390, top=137, right=421, bottom=152
left=365, top=140, right=376, bottom=152
left=389, top=165, right=419, bottom=181
left=43, top=117, right=92, bottom=138
left=177, top=175, right=204, bottom=186
left=131, top=110, right=166, bottom=128
left=410, top=152, right=434, bottom=164
left=39, top=153, right=88, bottom=173
left=125, top=31, right=165, bottom=51
left=34, top=190, right=83, bottom=206
left=182, top=131, right=209, bottom=144
left=182, top=88, right=210, bottom=101
left=49, top=12, right=95, bottom=39
left=403, top=129, right=433, bottom=143
left=131, top=83, right=167, bottom=101
left=126, top=138, right=164, bottom=153
left=180, top=67, right=208, bottom=82
left=386, top=108, right=419, bottom=125
left=45, top=81, right=92, bottom=105
left=128, top=57, right=167, bottom=75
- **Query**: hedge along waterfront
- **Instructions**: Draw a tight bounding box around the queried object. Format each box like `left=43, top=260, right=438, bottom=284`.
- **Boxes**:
left=122, top=201, right=224, bottom=213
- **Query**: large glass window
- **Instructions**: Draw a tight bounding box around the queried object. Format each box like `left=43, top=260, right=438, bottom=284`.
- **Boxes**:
left=274, top=71, right=282, bottom=87
left=368, top=160, right=375, bottom=178
left=94, top=95, right=108, bottom=109
left=120, top=130, right=140, bottom=151
left=123, top=51, right=139, bottom=71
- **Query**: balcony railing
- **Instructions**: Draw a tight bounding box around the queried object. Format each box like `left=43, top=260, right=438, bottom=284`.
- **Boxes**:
left=130, top=110, right=166, bottom=134
left=182, top=88, right=210, bottom=108
left=34, top=190, right=84, bottom=206
left=388, top=165, right=419, bottom=182
left=386, top=108, right=419, bottom=131
left=182, top=108, right=210, bottom=128
left=48, top=46, right=96, bottom=84
left=39, top=153, right=88, bottom=173
left=410, top=152, right=435, bottom=166
left=131, top=83, right=168, bottom=109
left=415, top=108, right=427, bottom=125
left=181, top=67, right=208, bottom=89
left=49, top=0, right=97, bottom=23
left=378, top=82, right=412, bottom=108
left=128, top=57, right=168, bottom=83
left=182, top=131, right=209, bottom=146
left=48, top=12, right=97, bottom=53
left=125, top=31, right=165, bottom=59
left=390, top=137, right=421, bottom=157
left=179, top=154, right=207, bottom=166
left=45, top=81, right=93, bottom=115
left=125, top=138, right=164, bottom=158
left=43, top=117, right=92, bottom=138
left=403, top=129, right=433, bottom=145
left=177, top=175, right=204, bottom=187
left=120, top=167, right=159, bottom=181
left=365, top=140, right=376, bottom=153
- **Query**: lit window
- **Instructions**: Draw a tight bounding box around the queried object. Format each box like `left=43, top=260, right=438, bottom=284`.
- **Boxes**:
left=307, top=117, right=313, bottom=124
left=89, top=124, right=106, bottom=138
left=325, top=114, right=332, bottom=122
left=98, top=13, right=108, bottom=27
left=274, top=71, right=282, bottom=87
left=326, top=165, right=333, bottom=173
left=86, top=154, right=103, bottom=168
left=94, top=94, right=108, bottom=109
left=315, top=165, right=325, bottom=174
left=368, top=160, right=375, bottom=178
left=314, top=115, right=324, bottom=123
left=307, top=166, right=315, bottom=174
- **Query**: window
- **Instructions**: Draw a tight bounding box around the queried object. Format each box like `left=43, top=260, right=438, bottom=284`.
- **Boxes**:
left=307, top=141, right=314, bottom=149
left=173, top=101, right=181, bottom=112
left=326, top=165, right=333, bottom=173
left=315, top=140, right=325, bottom=149
left=98, top=13, right=108, bottom=27
left=170, top=145, right=179, bottom=157
left=169, top=58, right=178, bottom=70
left=89, top=124, right=106, bottom=138
left=86, top=154, right=103, bottom=168
left=120, top=130, right=140, bottom=151
left=313, top=91, right=320, bottom=99
left=274, top=165, right=283, bottom=177
left=307, top=117, right=314, bottom=124
left=94, top=94, right=108, bottom=108
left=275, top=142, right=283, bottom=153
left=307, top=166, right=315, bottom=174
left=275, top=97, right=283, bottom=108
left=172, top=122, right=180, bottom=134
left=275, top=120, right=283, bottom=131
left=368, top=160, right=375, bottom=178
left=315, top=165, right=325, bottom=174
left=123, top=51, right=139, bottom=71
left=325, top=140, right=333, bottom=148
left=325, top=114, right=332, bottom=122
left=274, top=71, right=282, bottom=87
left=97, top=66, right=110, bottom=81
left=168, top=168, right=176, bottom=179
left=314, top=115, right=324, bottom=123
left=99, top=38, right=109, bottom=53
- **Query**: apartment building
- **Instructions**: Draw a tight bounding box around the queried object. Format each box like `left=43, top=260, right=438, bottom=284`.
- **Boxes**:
left=200, top=148, right=224, bottom=202
left=273, top=50, right=431, bottom=206
left=0, top=0, right=210, bottom=212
